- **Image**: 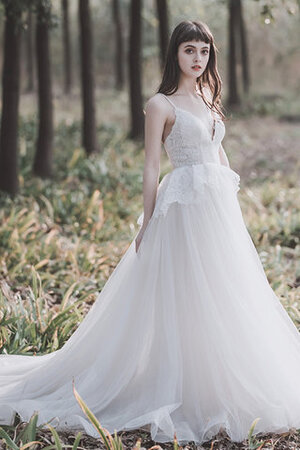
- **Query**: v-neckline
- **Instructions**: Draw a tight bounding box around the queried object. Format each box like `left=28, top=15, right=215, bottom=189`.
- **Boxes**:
left=163, top=108, right=215, bottom=145
left=163, top=93, right=217, bottom=141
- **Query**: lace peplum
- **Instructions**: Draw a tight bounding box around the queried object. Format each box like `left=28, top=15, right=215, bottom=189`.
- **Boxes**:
left=137, top=93, right=240, bottom=226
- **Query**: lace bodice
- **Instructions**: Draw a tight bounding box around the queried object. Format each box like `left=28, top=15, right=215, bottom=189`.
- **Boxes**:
left=137, top=93, right=240, bottom=226
left=161, top=93, right=225, bottom=168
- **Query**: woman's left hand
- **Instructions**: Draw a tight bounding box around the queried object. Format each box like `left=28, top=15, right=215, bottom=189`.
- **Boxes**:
left=135, top=227, right=146, bottom=253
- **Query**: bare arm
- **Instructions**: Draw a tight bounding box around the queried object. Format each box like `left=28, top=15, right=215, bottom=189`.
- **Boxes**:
left=140, top=95, right=168, bottom=229
left=218, top=143, right=230, bottom=168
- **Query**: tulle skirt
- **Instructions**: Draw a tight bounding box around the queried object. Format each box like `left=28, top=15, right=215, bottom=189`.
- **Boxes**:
left=1, top=163, right=300, bottom=445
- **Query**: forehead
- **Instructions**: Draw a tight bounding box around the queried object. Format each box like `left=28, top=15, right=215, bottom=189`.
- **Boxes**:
left=180, top=40, right=210, bottom=49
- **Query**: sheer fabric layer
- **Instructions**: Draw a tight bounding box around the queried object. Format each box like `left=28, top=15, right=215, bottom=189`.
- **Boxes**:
left=1, top=185, right=300, bottom=445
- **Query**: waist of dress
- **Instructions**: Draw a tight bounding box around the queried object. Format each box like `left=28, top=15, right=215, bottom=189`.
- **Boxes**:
left=167, top=161, right=241, bottom=188
left=170, top=161, right=232, bottom=172
left=171, top=161, right=222, bottom=171
left=136, top=162, right=241, bottom=226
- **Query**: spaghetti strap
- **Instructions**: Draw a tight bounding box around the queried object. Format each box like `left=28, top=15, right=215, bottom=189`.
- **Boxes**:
left=160, top=93, right=177, bottom=109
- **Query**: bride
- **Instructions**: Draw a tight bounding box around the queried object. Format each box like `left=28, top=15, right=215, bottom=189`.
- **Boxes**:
left=1, top=19, right=300, bottom=446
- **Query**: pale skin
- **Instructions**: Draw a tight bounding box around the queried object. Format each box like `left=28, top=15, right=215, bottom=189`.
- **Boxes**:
left=135, top=39, right=230, bottom=253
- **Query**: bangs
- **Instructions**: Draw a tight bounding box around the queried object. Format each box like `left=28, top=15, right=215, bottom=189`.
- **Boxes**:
left=178, top=23, right=212, bottom=46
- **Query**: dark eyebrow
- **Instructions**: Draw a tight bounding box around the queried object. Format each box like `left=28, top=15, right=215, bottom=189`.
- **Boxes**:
left=183, top=44, right=209, bottom=49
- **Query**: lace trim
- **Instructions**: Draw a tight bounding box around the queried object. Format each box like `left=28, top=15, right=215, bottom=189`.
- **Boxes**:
left=137, top=163, right=240, bottom=226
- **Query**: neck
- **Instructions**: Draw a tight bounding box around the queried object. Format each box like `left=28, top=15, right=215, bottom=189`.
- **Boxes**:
left=176, top=76, right=200, bottom=97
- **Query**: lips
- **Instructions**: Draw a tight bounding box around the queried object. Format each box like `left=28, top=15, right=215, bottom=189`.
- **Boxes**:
left=192, top=65, right=201, bottom=70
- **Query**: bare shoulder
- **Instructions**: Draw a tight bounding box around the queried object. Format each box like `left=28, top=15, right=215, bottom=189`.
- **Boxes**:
left=145, top=93, right=171, bottom=116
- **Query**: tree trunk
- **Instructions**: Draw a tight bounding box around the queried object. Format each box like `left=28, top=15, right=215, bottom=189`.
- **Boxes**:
left=237, top=0, right=250, bottom=94
left=156, top=0, right=169, bottom=72
left=26, top=10, right=35, bottom=93
left=33, top=2, right=54, bottom=178
left=112, top=0, right=125, bottom=90
left=62, top=0, right=72, bottom=94
left=79, top=0, right=99, bottom=155
left=128, top=0, right=144, bottom=140
left=0, top=4, right=22, bottom=195
left=227, top=0, right=240, bottom=106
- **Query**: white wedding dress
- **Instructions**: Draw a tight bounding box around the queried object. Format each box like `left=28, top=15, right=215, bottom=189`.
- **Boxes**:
left=1, top=92, right=300, bottom=446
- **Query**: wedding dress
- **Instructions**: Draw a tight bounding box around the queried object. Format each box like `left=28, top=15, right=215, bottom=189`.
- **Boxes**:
left=1, top=92, right=300, bottom=446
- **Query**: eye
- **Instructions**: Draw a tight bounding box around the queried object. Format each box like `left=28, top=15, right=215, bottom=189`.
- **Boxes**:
left=185, top=48, right=193, bottom=53
left=202, top=50, right=209, bottom=55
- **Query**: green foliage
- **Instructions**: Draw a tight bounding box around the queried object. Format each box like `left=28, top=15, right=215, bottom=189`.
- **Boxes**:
left=0, top=118, right=146, bottom=355
left=253, top=0, right=299, bottom=23
left=228, top=91, right=300, bottom=119
left=32, top=0, right=58, bottom=29
left=0, top=0, right=27, bottom=31
left=0, top=268, right=93, bottom=355
left=247, top=418, right=268, bottom=449
left=72, top=379, right=183, bottom=450
left=73, top=380, right=117, bottom=449
left=0, top=0, right=58, bottom=32
left=0, top=411, right=44, bottom=449
left=0, top=0, right=31, bottom=14
left=237, top=181, right=300, bottom=327
left=0, top=410, right=83, bottom=449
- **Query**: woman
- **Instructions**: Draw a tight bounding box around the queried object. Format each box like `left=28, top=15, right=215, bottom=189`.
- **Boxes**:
left=1, top=20, right=300, bottom=446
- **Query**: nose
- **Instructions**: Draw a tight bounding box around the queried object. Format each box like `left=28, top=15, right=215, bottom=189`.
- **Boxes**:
left=193, top=51, right=202, bottom=62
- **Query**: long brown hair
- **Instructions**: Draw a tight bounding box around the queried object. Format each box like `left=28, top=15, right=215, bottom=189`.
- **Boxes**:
left=157, top=20, right=227, bottom=121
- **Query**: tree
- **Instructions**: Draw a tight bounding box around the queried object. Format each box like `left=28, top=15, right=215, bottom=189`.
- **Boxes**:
left=0, top=1, right=22, bottom=195
left=62, top=0, right=72, bottom=94
left=237, top=0, right=250, bottom=94
left=33, top=0, right=54, bottom=177
left=128, top=0, right=144, bottom=140
left=112, top=0, right=125, bottom=90
left=78, top=0, right=99, bottom=155
left=227, top=0, right=240, bottom=106
left=156, top=0, right=169, bottom=72
left=25, top=9, right=35, bottom=93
